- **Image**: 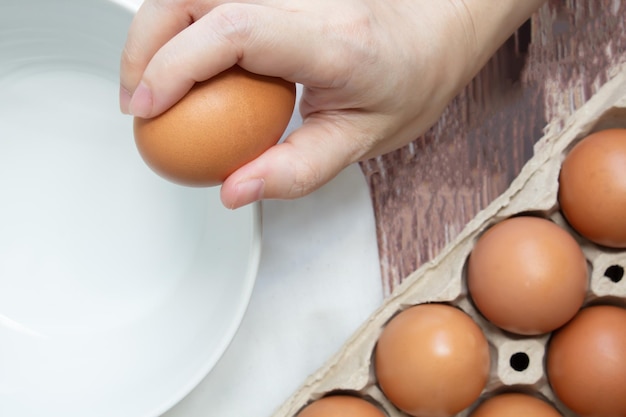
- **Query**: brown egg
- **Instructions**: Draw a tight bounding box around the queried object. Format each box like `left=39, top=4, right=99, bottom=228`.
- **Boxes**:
left=558, top=128, right=626, bottom=248
left=134, top=66, right=296, bottom=187
left=546, top=304, right=626, bottom=417
left=469, top=393, right=562, bottom=417
left=467, top=216, right=588, bottom=335
left=374, top=303, right=490, bottom=417
left=296, top=395, right=386, bottom=417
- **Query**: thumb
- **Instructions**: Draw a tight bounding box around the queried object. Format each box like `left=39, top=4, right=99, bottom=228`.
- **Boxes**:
left=220, top=118, right=363, bottom=209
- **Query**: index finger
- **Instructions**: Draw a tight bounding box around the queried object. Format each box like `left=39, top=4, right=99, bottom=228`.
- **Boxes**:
left=119, top=0, right=285, bottom=113
left=120, top=0, right=195, bottom=112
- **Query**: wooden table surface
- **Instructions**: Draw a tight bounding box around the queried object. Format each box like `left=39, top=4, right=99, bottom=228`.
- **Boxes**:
left=360, top=0, right=626, bottom=296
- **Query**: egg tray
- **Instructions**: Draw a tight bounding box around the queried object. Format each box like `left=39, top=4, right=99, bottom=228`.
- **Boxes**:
left=271, top=65, right=626, bottom=417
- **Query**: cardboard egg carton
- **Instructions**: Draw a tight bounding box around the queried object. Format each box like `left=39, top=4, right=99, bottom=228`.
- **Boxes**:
left=272, top=64, right=626, bottom=417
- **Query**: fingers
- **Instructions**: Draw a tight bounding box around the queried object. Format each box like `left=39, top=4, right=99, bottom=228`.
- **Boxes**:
left=124, top=3, right=346, bottom=118
left=119, top=0, right=291, bottom=106
left=220, top=116, right=367, bottom=209
left=120, top=0, right=198, bottom=113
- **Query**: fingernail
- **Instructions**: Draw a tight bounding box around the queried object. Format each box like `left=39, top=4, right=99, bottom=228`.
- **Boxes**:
left=231, top=179, right=265, bottom=209
left=119, top=85, right=131, bottom=114
left=128, top=81, right=153, bottom=118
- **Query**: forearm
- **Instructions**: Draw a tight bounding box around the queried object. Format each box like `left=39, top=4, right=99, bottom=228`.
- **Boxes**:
left=389, top=0, right=547, bottom=130
left=358, top=0, right=546, bottom=155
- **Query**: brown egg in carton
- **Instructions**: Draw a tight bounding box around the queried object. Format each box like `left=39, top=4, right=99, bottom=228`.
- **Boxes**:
left=272, top=64, right=626, bottom=417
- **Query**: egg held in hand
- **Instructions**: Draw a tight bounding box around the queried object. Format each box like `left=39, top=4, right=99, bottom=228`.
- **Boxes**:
left=134, top=66, right=296, bottom=187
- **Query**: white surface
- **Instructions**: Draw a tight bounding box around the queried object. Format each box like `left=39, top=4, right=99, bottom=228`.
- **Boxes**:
left=0, top=1, right=260, bottom=416
left=163, top=85, right=383, bottom=417
left=0, top=0, right=384, bottom=416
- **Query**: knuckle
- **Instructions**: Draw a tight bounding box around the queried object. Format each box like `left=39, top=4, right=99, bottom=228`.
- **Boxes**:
left=120, top=38, right=139, bottom=67
left=119, top=38, right=144, bottom=86
left=289, top=156, right=324, bottom=198
left=154, top=0, right=194, bottom=13
left=314, top=7, right=379, bottom=86
left=209, top=4, right=253, bottom=47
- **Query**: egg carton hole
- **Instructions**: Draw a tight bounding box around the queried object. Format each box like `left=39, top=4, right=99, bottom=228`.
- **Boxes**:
left=509, top=352, right=530, bottom=372
left=604, top=264, right=624, bottom=283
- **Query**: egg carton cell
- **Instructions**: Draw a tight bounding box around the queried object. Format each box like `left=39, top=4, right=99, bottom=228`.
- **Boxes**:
left=273, top=67, right=626, bottom=417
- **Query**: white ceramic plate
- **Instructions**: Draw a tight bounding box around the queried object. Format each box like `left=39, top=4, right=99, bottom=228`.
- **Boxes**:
left=0, top=1, right=261, bottom=416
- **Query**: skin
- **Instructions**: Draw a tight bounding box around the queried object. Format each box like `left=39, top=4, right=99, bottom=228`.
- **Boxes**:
left=120, top=0, right=546, bottom=209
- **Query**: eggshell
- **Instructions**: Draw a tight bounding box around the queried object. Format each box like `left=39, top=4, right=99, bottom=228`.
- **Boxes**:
left=467, top=216, right=588, bottom=335
left=134, top=66, right=296, bottom=187
left=374, top=303, right=490, bottom=417
left=558, top=128, right=626, bottom=248
left=296, top=396, right=386, bottom=417
left=546, top=304, right=626, bottom=417
left=469, top=393, right=561, bottom=417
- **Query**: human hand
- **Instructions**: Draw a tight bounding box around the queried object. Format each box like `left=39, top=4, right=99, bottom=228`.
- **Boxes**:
left=120, top=0, right=544, bottom=209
